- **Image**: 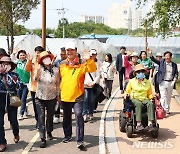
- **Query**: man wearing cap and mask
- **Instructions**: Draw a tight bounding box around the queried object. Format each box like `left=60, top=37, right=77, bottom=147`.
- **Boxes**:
left=59, top=42, right=96, bottom=149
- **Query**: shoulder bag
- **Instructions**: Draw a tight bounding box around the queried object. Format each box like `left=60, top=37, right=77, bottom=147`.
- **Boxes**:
left=3, top=75, right=21, bottom=107
left=88, top=73, right=106, bottom=103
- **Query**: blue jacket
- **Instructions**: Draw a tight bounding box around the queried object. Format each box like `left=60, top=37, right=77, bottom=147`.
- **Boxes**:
left=150, top=56, right=178, bottom=83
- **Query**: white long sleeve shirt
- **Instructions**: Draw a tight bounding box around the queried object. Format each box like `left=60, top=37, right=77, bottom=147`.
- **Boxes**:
left=84, top=61, right=101, bottom=88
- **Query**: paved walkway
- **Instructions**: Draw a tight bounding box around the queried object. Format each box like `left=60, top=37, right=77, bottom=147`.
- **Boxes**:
left=113, top=91, right=180, bottom=154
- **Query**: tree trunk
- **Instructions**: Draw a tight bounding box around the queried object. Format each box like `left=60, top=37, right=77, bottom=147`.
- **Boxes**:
left=10, top=32, right=14, bottom=54
left=6, top=36, right=10, bottom=54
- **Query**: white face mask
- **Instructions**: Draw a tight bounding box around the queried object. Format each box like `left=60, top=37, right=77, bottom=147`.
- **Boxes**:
left=42, top=57, right=52, bottom=65
left=4, top=64, right=11, bottom=72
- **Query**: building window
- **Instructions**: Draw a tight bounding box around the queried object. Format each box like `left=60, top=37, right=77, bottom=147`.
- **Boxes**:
left=123, top=10, right=127, bottom=15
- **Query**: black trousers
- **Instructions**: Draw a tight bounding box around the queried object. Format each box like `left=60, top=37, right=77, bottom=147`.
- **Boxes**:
left=31, top=91, right=38, bottom=123
left=118, top=67, right=125, bottom=90
left=0, top=93, right=19, bottom=144
left=35, top=98, right=56, bottom=139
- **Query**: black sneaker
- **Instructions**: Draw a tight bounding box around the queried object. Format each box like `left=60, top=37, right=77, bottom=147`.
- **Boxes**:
left=47, top=132, right=53, bottom=140
left=40, top=139, right=46, bottom=148
left=62, top=136, right=72, bottom=143
left=77, top=141, right=85, bottom=149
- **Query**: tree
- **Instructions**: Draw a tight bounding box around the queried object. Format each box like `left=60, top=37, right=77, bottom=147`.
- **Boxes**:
left=137, top=0, right=180, bottom=38
left=33, top=28, right=55, bottom=37
left=0, top=0, right=40, bottom=54
left=55, top=20, right=122, bottom=38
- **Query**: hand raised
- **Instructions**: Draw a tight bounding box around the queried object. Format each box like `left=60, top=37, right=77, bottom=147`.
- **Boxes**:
left=82, top=49, right=90, bottom=60
left=12, top=47, right=19, bottom=55
left=147, top=48, right=152, bottom=55
left=27, top=53, right=33, bottom=61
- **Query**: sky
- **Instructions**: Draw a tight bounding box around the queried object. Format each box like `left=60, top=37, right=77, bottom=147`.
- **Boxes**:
left=18, top=0, right=127, bottom=29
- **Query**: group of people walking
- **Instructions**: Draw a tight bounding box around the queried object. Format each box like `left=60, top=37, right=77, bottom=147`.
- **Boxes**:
left=0, top=41, right=117, bottom=152
left=0, top=43, right=178, bottom=152
left=116, top=46, right=178, bottom=131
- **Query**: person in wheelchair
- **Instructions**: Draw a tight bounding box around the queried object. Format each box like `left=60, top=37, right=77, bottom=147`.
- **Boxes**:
left=125, top=64, right=154, bottom=131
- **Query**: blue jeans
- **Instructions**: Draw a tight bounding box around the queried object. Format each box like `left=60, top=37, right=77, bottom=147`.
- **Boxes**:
left=0, top=93, right=19, bottom=144
left=83, top=88, right=95, bottom=115
left=62, top=101, right=84, bottom=142
left=17, top=84, right=28, bottom=116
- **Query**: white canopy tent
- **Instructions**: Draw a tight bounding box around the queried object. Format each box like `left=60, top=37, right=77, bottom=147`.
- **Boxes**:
left=106, top=36, right=180, bottom=54
left=46, top=38, right=88, bottom=56
left=81, top=39, right=105, bottom=61
left=0, top=34, right=42, bottom=55
left=101, top=43, right=118, bottom=59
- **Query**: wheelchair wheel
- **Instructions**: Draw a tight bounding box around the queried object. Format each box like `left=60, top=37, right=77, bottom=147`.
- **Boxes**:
left=126, top=125, right=133, bottom=138
left=151, top=130, right=158, bottom=138
left=119, top=111, right=126, bottom=132
left=151, top=123, right=159, bottom=138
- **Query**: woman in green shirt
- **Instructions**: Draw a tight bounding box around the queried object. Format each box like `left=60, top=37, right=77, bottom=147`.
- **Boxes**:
left=138, top=51, right=153, bottom=79
left=11, top=50, right=30, bottom=120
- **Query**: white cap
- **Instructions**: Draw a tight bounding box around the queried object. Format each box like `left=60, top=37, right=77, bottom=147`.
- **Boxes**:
left=89, top=49, right=97, bottom=56
left=65, top=41, right=76, bottom=50
left=156, top=52, right=162, bottom=57
left=130, top=52, right=138, bottom=57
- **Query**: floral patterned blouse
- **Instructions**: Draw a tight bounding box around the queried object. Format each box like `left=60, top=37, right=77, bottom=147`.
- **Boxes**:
left=0, top=72, right=21, bottom=95
left=36, top=66, right=60, bottom=100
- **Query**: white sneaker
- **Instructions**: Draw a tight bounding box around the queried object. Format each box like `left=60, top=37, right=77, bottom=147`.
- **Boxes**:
left=83, top=114, right=89, bottom=122
left=89, top=114, right=94, bottom=120
left=53, top=117, right=60, bottom=124
left=89, top=114, right=94, bottom=123
left=60, top=109, right=63, bottom=114
left=18, top=115, right=23, bottom=120
left=77, top=141, right=85, bottom=149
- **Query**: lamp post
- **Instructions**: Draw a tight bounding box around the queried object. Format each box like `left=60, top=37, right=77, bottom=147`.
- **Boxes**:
left=42, top=0, right=46, bottom=50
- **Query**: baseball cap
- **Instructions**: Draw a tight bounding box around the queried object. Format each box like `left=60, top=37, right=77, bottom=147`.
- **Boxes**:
left=65, top=41, right=77, bottom=50
left=156, top=52, right=162, bottom=57
left=89, top=49, right=97, bottom=56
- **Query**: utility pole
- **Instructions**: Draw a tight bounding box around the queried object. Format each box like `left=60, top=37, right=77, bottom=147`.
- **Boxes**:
left=57, top=6, right=68, bottom=38
left=144, top=19, right=148, bottom=52
left=42, top=0, right=46, bottom=50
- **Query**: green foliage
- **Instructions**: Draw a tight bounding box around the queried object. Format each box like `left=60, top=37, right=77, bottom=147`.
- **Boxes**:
left=0, top=24, right=29, bottom=35
left=136, top=0, right=180, bottom=38
left=0, top=0, right=40, bottom=53
left=54, top=21, right=125, bottom=38
left=33, top=28, right=55, bottom=36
